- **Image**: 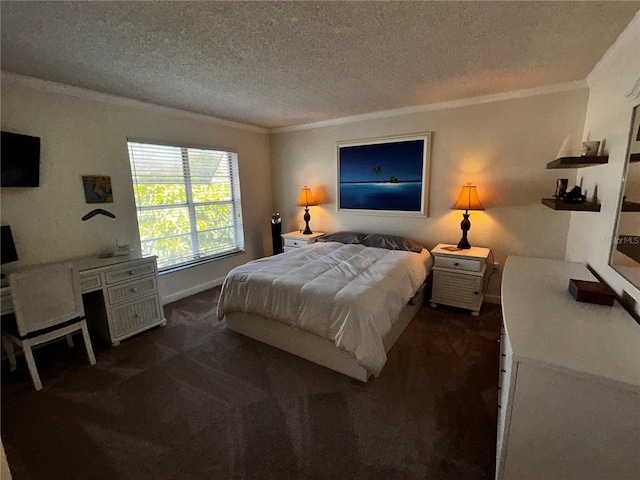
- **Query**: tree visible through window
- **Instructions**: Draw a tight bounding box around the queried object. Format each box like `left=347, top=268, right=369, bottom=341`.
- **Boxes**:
left=127, top=141, right=244, bottom=270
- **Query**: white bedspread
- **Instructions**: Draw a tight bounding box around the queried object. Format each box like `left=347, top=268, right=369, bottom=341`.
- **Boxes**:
left=217, top=242, right=433, bottom=376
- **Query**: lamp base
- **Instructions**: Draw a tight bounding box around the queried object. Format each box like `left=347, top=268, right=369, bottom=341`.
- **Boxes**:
left=457, top=238, right=471, bottom=249
left=457, top=212, right=472, bottom=249
left=302, top=207, right=312, bottom=235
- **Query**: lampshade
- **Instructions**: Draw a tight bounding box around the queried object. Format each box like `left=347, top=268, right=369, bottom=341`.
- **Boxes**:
left=452, top=184, right=484, bottom=211
left=296, top=186, right=318, bottom=207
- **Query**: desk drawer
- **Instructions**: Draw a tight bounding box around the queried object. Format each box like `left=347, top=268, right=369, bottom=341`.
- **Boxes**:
left=80, top=274, right=102, bottom=292
left=111, top=294, right=162, bottom=338
left=107, top=275, right=157, bottom=305
left=434, top=255, right=482, bottom=272
left=105, top=260, right=156, bottom=285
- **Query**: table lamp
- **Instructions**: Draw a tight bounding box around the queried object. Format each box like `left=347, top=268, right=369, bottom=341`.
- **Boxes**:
left=297, top=186, right=318, bottom=235
left=451, top=184, right=484, bottom=249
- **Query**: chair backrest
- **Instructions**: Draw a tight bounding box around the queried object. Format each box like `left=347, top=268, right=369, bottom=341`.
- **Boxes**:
left=8, top=263, right=85, bottom=337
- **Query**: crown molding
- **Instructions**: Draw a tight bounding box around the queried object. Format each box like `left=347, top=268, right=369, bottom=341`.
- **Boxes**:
left=270, top=80, right=587, bottom=134
left=0, top=71, right=269, bottom=134
left=587, top=10, right=640, bottom=88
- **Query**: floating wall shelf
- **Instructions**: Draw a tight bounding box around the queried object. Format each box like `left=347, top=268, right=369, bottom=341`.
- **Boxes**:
left=546, top=156, right=609, bottom=169
left=541, top=198, right=601, bottom=212
left=621, top=201, right=640, bottom=212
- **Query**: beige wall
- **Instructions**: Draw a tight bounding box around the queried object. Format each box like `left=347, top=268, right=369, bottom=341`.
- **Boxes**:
left=0, top=74, right=272, bottom=303
left=566, top=15, right=640, bottom=314
left=271, top=89, right=589, bottom=301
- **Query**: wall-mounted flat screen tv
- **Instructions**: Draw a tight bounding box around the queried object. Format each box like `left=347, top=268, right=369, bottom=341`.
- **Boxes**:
left=1, top=131, right=41, bottom=187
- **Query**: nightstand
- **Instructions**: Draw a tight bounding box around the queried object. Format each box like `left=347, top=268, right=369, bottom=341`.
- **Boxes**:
left=430, top=243, right=490, bottom=316
left=281, top=231, right=325, bottom=252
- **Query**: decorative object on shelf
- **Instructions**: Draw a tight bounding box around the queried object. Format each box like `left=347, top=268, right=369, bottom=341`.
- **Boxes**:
left=337, top=133, right=432, bottom=215
left=451, top=183, right=484, bottom=250
left=554, top=178, right=568, bottom=199
left=568, top=278, right=615, bottom=306
left=296, top=186, right=318, bottom=235
left=564, top=185, right=586, bottom=203
left=82, top=175, right=113, bottom=203
left=81, top=208, right=116, bottom=221
left=581, top=141, right=601, bottom=157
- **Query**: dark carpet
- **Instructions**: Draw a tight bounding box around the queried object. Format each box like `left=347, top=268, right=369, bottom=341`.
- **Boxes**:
left=1, top=288, right=501, bottom=480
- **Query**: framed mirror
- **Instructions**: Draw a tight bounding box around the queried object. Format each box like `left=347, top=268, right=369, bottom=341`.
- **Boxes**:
left=609, top=104, right=640, bottom=287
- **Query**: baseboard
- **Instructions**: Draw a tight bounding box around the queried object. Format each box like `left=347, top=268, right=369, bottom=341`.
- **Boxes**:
left=484, top=293, right=501, bottom=305
left=161, top=276, right=225, bottom=305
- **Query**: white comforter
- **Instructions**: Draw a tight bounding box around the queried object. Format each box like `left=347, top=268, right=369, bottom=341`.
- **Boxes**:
left=217, top=242, right=433, bottom=376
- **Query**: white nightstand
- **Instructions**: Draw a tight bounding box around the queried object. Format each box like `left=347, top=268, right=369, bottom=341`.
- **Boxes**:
left=429, top=243, right=491, bottom=316
left=281, top=231, right=325, bottom=252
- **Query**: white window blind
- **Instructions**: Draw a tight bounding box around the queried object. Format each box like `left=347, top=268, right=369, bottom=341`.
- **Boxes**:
left=127, top=141, right=244, bottom=271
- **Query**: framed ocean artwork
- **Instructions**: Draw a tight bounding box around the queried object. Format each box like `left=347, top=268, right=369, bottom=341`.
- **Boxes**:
left=337, top=133, right=431, bottom=216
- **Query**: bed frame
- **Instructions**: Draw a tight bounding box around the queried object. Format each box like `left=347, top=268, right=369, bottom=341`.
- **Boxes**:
left=224, top=283, right=426, bottom=382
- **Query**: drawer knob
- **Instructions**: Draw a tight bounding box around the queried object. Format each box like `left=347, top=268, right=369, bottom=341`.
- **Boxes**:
left=474, top=291, right=479, bottom=295
left=129, top=270, right=136, bottom=275
left=131, top=287, right=138, bottom=293
left=454, top=262, right=459, bottom=266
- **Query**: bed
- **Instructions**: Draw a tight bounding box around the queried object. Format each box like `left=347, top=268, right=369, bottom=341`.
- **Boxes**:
left=217, top=232, right=433, bottom=381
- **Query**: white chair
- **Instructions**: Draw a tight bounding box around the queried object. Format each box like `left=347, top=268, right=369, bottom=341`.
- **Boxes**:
left=1, top=263, right=96, bottom=390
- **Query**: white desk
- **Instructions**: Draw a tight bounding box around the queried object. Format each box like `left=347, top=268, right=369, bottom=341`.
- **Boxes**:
left=1, top=253, right=166, bottom=346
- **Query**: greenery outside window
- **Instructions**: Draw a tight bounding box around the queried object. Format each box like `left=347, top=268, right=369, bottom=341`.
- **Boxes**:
left=127, top=140, right=245, bottom=271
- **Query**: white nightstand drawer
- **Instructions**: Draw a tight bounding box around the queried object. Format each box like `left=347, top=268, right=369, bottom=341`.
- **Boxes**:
left=281, top=231, right=325, bottom=250
left=434, top=255, right=482, bottom=272
left=284, top=238, right=307, bottom=248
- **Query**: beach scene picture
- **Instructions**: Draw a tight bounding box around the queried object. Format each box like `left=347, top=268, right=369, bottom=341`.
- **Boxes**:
left=338, top=137, right=426, bottom=212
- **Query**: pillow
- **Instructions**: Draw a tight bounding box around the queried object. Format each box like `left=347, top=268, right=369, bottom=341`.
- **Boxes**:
left=316, top=231, right=367, bottom=244
left=362, top=233, right=424, bottom=253
left=317, top=231, right=424, bottom=253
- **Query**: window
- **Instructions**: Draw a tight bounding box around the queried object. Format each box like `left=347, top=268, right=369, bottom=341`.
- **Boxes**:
left=127, top=141, right=244, bottom=271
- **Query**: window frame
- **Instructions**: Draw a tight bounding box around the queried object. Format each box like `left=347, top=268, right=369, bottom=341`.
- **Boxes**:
left=127, top=138, right=245, bottom=273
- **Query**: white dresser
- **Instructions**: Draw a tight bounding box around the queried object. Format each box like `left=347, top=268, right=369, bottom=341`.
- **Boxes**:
left=497, top=256, right=639, bottom=480
left=1, top=253, right=166, bottom=346
left=430, top=244, right=490, bottom=316
left=281, top=231, right=325, bottom=252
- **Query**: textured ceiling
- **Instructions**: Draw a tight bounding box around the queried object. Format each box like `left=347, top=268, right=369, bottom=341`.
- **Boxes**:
left=1, top=2, right=639, bottom=129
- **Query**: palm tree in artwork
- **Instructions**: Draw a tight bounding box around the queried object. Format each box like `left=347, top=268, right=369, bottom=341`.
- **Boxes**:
left=372, top=165, right=382, bottom=181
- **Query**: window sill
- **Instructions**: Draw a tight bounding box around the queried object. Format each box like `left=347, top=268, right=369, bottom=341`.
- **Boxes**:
left=158, top=249, right=245, bottom=275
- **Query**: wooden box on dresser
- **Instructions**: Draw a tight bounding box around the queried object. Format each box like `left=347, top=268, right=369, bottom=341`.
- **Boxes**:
left=497, top=256, right=639, bottom=480
left=77, top=254, right=166, bottom=346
